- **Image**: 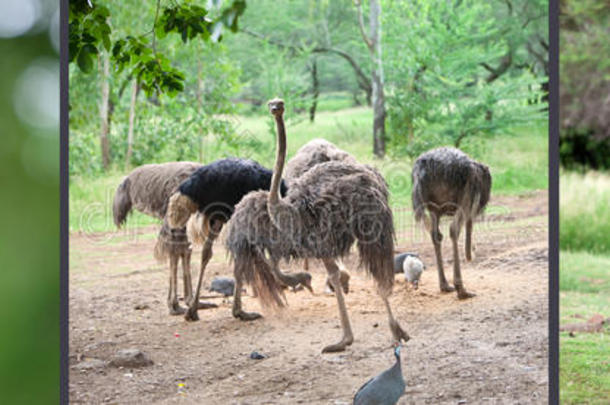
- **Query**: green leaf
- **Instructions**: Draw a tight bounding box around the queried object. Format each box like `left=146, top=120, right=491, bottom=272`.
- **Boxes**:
left=77, top=48, right=94, bottom=73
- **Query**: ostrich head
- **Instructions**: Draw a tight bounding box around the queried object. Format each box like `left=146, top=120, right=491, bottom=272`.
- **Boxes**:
left=268, top=98, right=285, bottom=117
left=167, top=192, right=198, bottom=229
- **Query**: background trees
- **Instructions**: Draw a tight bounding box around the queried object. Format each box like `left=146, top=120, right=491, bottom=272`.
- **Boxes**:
left=69, top=0, right=548, bottom=175
left=559, top=0, right=610, bottom=169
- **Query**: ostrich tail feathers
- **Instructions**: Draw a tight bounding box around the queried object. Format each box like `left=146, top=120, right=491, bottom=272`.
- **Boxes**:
left=112, top=177, right=132, bottom=228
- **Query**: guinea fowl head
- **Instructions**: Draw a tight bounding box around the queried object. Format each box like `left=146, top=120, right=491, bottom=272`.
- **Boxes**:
left=268, top=98, right=285, bottom=117
left=393, top=341, right=402, bottom=360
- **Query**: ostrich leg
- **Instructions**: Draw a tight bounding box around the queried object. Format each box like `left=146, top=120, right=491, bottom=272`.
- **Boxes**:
left=184, top=219, right=223, bottom=321
left=168, top=253, right=186, bottom=315
left=321, top=258, right=354, bottom=353
left=450, top=215, right=475, bottom=299
left=232, top=270, right=263, bottom=321
left=182, top=250, right=193, bottom=304
left=381, top=293, right=410, bottom=343
left=430, top=212, right=454, bottom=293
left=465, top=218, right=474, bottom=262
left=303, top=258, right=310, bottom=271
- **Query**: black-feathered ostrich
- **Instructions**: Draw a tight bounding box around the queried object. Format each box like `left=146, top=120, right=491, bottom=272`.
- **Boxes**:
left=285, top=138, right=357, bottom=273
left=226, top=98, right=409, bottom=353
left=411, top=147, right=491, bottom=299
left=166, top=158, right=288, bottom=321
left=112, top=161, right=204, bottom=315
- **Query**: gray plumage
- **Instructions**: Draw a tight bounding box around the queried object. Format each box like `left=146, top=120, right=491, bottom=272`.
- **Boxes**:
left=411, top=147, right=491, bottom=298
left=412, top=147, right=491, bottom=224
left=285, top=138, right=357, bottom=183
left=113, top=162, right=202, bottom=226
left=209, top=277, right=235, bottom=297
left=353, top=344, right=405, bottom=405
left=284, top=139, right=357, bottom=279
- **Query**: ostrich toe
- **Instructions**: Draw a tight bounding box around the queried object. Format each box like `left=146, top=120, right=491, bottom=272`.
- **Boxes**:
left=233, top=310, right=262, bottom=321
left=321, top=335, right=353, bottom=353
left=457, top=289, right=476, bottom=300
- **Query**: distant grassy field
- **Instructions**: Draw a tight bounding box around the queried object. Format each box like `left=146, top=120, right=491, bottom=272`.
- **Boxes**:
left=560, top=250, right=610, bottom=404
left=560, top=171, right=610, bottom=404
left=560, top=171, right=610, bottom=254
left=70, top=107, right=547, bottom=233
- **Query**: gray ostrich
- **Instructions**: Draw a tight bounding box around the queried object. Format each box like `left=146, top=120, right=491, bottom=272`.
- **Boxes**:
left=284, top=138, right=357, bottom=275
left=226, top=98, right=409, bottom=353
left=112, top=161, right=204, bottom=315
left=411, top=147, right=491, bottom=299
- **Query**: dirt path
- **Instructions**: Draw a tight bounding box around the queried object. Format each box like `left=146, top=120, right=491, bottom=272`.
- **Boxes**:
left=69, top=191, right=548, bottom=404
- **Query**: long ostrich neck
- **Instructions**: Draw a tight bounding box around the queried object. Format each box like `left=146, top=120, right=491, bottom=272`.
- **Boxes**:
left=268, top=114, right=286, bottom=207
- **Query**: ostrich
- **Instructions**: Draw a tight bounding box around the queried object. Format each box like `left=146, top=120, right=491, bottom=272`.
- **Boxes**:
left=285, top=138, right=357, bottom=275
left=225, top=98, right=409, bottom=353
left=166, top=157, right=288, bottom=321
left=112, top=161, right=204, bottom=315
left=411, top=147, right=491, bottom=299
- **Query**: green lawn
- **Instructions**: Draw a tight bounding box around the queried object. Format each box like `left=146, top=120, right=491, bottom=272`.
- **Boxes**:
left=561, top=172, right=610, bottom=254
left=70, top=107, right=547, bottom=233
left=560, top=250, right=610, bottom=404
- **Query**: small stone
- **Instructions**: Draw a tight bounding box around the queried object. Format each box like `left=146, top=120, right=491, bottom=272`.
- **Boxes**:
left=109, top=349, right=153, bottom=368
left=250, top=351, right=267, bottom=360
left=134, top=304, right=149, bottom=310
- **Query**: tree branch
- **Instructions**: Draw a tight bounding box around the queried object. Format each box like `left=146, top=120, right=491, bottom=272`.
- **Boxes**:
left=152, top=0, right=161, bottom=53
left=353, top=0, right=374, bottom=52
left=240, top=28, right=372, bottom=93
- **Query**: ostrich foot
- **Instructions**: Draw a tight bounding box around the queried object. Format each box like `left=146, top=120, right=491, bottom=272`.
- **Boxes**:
left=233, top=310, right=262, bottom=321
left=440, top=283, right=456, bottom=293
left=321, top=336, right=353, bottom=353
left=169, top=305, right=187, bottom=316
left=197, top=301, right=218, bottom=309
left=390, top=320, right=410, bottom=343
left=457, top=289, right=476, bottom=300
left=184, top=305, right=200, bottom=322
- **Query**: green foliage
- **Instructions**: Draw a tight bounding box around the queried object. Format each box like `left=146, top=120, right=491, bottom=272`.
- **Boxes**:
left=69, top=0, right=246, bottom=95
left=560, top=251, right=610, bottom=404
left=560, top=1, right=610, bottom=169
left=560, top=128, right=610, bottom=170
left=560, top=172, right=610, bottom=254
left=384, top=0, right=546, bottom=156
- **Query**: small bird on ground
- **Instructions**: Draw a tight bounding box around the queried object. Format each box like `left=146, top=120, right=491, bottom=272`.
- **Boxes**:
left=353, top=342, right=406, bottom=405
left=393, top=253, right=425, bottom=290
left=209, top=277, right=235, bottom=297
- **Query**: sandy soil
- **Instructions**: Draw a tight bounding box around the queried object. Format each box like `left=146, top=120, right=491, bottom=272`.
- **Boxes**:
left=69, top=191, right=548, bottom=404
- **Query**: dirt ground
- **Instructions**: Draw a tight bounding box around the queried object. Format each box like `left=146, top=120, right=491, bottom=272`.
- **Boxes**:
left=69, top=191, right=548, bottom=404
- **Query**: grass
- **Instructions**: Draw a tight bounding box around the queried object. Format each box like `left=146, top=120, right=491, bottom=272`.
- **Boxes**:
left=70, top=107, right=548, bottom=233
left=560, top=250, right=610, bottom=404
left=561, top=171, right=610, bottom=254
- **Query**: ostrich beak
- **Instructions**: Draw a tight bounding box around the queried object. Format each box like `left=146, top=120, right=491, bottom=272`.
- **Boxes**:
left=411, top=280, right=419, bottom=290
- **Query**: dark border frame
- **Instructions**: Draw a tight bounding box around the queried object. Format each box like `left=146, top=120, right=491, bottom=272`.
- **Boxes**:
left=548, top=0, right=560, bottom=404
left=60, top=0, right=69, bottom=403
left=58, top=1, right=561, bottom=404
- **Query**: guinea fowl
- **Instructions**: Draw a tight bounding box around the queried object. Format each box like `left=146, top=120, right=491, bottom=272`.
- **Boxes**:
left=209, top=277, right=236, bottom=297
left=394, top=253, right=425, bottom=290
left=353, top=343, right=406, bottom=405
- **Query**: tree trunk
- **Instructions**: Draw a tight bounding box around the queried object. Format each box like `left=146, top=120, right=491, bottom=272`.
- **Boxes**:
left=125, top=80, right=139, bottom=167
left=99, top=52, right=111, bottom=170
left=370, top=0, right=386, bottom=157
left=356, top=0, right=386, bottom=157
left=309, top=58, right=319, bottom=122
